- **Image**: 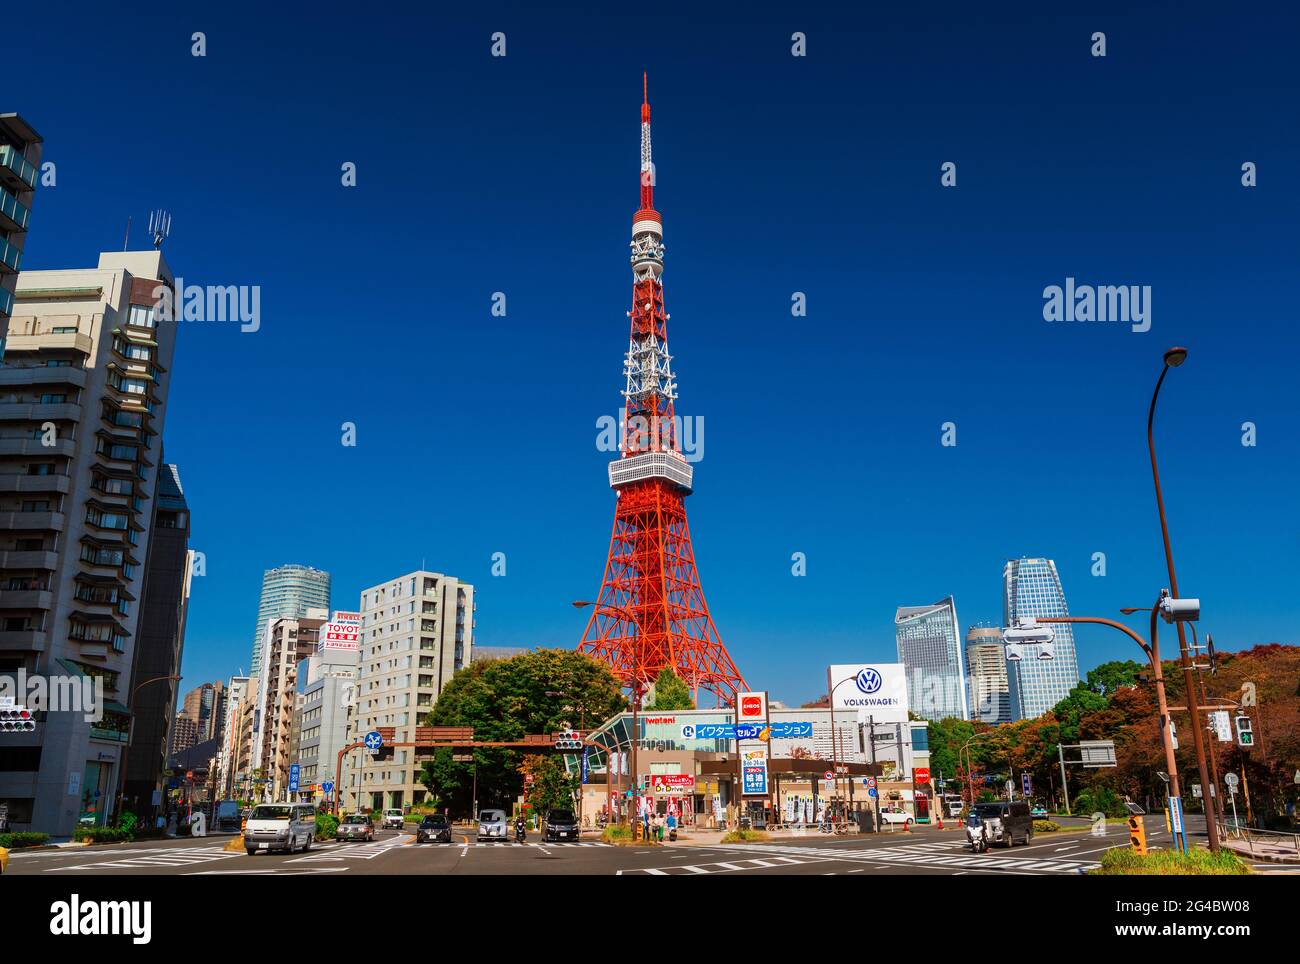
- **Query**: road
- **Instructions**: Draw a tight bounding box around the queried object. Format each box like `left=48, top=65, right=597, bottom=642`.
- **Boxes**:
left=9, top=814, right=1256, bottom=877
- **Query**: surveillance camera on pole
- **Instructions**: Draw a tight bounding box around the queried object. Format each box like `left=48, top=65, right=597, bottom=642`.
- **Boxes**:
left=1158, top=596, right=1200, bottom=623
left=1003, top=617, right=1055, bottom=646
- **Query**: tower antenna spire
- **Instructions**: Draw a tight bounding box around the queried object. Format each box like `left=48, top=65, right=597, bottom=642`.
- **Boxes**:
left=639, top=72, right=654, bottom=211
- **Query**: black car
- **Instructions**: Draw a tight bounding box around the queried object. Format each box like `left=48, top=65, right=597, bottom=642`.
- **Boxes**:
left=417, top=814, right=452, bottom=843
left=543, top=808, right=579, bottom=842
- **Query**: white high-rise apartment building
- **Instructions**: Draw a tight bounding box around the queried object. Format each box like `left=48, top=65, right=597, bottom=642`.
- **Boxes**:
left=348, top=570, right=473, bottom=811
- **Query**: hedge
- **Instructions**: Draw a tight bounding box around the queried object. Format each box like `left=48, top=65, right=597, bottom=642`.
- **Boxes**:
left=0, top=831, right=50, bottom=849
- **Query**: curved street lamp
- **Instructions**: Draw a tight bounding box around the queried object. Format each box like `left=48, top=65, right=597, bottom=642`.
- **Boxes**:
left=1147, top=346, right=1219, bottom=853
left=116, top=673, right=183, bottom=822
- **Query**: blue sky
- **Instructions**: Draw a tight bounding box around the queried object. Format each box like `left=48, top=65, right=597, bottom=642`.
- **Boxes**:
left=10, top=2, right=1298, bottom=706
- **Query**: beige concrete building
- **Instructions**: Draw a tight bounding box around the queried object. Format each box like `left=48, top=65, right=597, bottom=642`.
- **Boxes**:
left=965, top=625, right=1011, bottom=724
left=0, top=249, right=179, bottom=836
left=347, top=570, right=474, bottom=811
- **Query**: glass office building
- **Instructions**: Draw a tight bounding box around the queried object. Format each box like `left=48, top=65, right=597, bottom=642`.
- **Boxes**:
left=1002, top=557, right=1080, bottom=719
left=894, top=596, right=968, bottom=721
left=249, top=564, right=331, bottom=675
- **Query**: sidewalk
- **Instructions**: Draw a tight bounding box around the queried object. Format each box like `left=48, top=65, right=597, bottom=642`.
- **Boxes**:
left=1222, top=838, right=1300, bottom=864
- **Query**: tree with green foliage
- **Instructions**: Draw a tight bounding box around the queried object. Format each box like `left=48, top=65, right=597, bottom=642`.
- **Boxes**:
left=645, top=667, right=694, bottom=711
left=520, top=754, right=579, bottom=816
left=418, top=649, right=625, bottom=816
left=1083, top=660, right=1146, bottom=696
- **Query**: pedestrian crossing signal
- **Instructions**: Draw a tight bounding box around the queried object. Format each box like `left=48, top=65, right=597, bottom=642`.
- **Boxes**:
left=1234, top=715, right=1255, bottom=748
left=1127, top=815, right=1147, bottom=855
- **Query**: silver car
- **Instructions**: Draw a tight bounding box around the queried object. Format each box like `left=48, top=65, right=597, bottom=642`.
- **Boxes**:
left=477, top=809, right=508, bottom=841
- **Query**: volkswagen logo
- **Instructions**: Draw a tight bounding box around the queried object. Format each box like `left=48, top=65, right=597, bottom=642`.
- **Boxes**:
left=855, top=667, right=883, bottom=694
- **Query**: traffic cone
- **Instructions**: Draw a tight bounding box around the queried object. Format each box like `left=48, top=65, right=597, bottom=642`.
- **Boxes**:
left=936, top=814, right=944, bottom=830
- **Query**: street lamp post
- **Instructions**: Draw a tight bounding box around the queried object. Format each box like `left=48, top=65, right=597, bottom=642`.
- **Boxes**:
left=1146, top=346, right=1219, bottom=853
left=116, top=673, right=183, bottom=824
left=826, top=671, right=873, bottom=831
left=573, top=600, right=645, bottom=839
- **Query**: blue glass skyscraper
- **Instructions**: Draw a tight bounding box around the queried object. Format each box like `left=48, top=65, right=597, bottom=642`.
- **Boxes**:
left=895, top=596, right=968, bottom=721
left=1002, top=557, right=1080, bottom=719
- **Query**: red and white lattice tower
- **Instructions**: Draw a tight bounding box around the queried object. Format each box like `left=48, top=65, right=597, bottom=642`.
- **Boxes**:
left=578, top=75, right=746, bottom=706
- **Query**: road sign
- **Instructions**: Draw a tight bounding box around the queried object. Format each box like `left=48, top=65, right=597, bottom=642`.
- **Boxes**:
left=824, top=770, right=834, bottom=781
left=868, top=788, right=877, bottom=799
left=581, top=747, right=589, bottom=785
left=288, top=764, right=300, bottom=793
left=867, top=776, right=877, bottom=789
left=1209, top=710, right=1232, bottom=743
left=1224, top=772, right=1239, bottom=795
left=1191, top=783, right=1202, bottom=798
left=1021, top=772, right=1032, bottom=798
left=364, top=730, right=383, bottom=756
left=322, top=781, right=334, bottom=795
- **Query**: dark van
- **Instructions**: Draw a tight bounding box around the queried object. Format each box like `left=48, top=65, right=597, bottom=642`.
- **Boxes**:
left=970, top=800, right=1033, bottom=847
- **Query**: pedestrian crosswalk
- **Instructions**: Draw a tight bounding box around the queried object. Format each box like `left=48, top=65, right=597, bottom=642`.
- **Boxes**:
left=620, top=854, right=831, bottom=875
left=436, top=841, right=611, bottom=848
left=45, top=846, right=242, bottom=872
left=697, top=839, right=1102, bottom=875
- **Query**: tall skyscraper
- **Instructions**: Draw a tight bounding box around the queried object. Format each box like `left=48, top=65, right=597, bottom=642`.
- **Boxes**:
left=965, top=625, right=1012, bottom=724
left=248, top=564, right=330, bottom=675
left=1003, top=557, right=1081, bottom=719
left=349, top=570, right=473, bottom=811
left=0, top=114, right=41, bottom=363
left=123, top=463, right=192, bottom=817
left=895, top=596, right=967, bottom=721
left=0, top=249, right=179, bottom=836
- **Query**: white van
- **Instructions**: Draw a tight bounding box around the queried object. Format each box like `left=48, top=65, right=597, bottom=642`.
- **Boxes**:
left=244, top=803, right=316, bottom=855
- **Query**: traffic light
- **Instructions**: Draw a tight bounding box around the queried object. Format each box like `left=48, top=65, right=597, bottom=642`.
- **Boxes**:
left=1127, top=815, right=1147, bottom=855
left=0, top=705, right=36, bottom=732
left=1235, top=715, right=1254, bottom=748
left=553, top=730, right=582, bottom=751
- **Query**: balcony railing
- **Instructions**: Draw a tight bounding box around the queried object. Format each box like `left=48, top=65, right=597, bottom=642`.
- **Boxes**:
left=0, top=144, right=38, bottom=191
left=0, top=236, right=21, bottom=274
left=0, top=185, right=29, bottom=232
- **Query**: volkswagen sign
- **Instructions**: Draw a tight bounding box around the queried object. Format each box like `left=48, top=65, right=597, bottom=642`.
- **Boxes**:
left=829, top=663, right=909, bottom=724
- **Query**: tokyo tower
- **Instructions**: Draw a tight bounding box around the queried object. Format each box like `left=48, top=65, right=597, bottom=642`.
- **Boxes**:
left=578, top=76, right=747, bottom=706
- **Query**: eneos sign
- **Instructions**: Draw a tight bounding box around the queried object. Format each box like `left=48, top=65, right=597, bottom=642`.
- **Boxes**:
left=737, top=691, right=767, bottom=722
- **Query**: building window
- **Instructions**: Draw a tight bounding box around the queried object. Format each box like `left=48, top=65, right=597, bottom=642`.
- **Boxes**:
left=127, top=305, right=156, bottom=329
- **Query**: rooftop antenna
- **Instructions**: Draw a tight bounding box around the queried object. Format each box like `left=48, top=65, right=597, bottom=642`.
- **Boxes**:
left=148, top=209, right=172, bottom=249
